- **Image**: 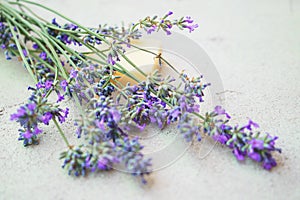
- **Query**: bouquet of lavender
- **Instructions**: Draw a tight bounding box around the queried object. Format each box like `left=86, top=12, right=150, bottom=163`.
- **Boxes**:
left=1, top=0, right=281, bottom=184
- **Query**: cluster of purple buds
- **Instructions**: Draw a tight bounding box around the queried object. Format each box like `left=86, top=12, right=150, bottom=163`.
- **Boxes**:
left=180, top=72, right=210, bottom=102
left=118, top=71, right=205, bottom=142
left=83, top=34, right=102, bottom=46
left=177, top=113, right=202, bottom=142
left=203, top=106, right=281, bottom=170
left=145, top=71, right=206, bottom=111
left=165, top=96, right=201, bottom=141
left=177, top=16, right=199, bottom=33
left=10, top=84, right=69, bottom=146
left=86, top=24, right=142, bottom=51
left=68, top=64, right=115, bottom=104
left=61, top=142, right=118, bottom=177
left=48, top=18, right=82, bottom=46
left=60, top=137, right=151, bottom=183
left=0, top=21, right=13, bottom=51
left=139, top=11, right=173, bottom=35
left=114, top=137, right=152, bottom=184
left=67, top=53, right=87, bottom=68
left=96, top=24, right=142, bottom=41
left=60, top=145, right=88, bottom=176
left=107, top=42, right=124, bottom=65
left=117, top=74, right=171, bottom=131
left=84, top=142, right=117, bottom=172
left=10, top=102, right=41, bottom=146
left=137, top=11, right=198, bottom=35
left=76, top=95, right=122, bottom=144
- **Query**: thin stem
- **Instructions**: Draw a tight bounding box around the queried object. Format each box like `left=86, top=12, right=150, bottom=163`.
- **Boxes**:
left=6, top=20, right=37, bottom=83
left=192, top=112, right=205, bottom=120
left=1, top=3, right=68, bottom=80
left=1, top=12, right=62, bottom=74
left=53, top=118, right=70, bottom=147
left=15, top=0, right=147, bottom=79
left=4, top=0, right=207, bottom=121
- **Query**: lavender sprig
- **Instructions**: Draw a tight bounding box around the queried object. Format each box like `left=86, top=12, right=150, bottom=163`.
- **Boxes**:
left=203, top=106, right=281, bottom=170
left=133, top=11, right=199, bottom=35
left=10, top=85, right=69, bottom=146
left=60, top=137, right=151, bottom=183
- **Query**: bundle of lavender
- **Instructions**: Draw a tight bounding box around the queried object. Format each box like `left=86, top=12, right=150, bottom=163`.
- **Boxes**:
left=1, top=0, right=281, bottom=183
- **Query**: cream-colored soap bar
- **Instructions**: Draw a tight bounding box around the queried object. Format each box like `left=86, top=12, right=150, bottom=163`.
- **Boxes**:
left=116, top=39, right=163, bottom=85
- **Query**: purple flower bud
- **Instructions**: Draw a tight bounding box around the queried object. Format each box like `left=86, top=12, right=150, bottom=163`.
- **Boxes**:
left=33, top=127, right=42, bottom=135
left=183, top=23, right=199, bottom=33
left=147, top=26, right=156, bottom=34
left=95, top=118, right=106, bottom=131
left=22, top=49, right=28, bottom=57
left=44, top=80, right=53, bottom=89
left=242, top=119, right=259, bottom=131
left=248, top=139, right=264, bottom=150
left=111, top=109, right=121, bottom=123
left=58, top=108, right=69, bottom=123
left=56, top=92, right=65, bottom=103
left=107, top=54, right=115, bottom=65
left=22, top=130, right=32, bottom=139
left=166, top=30, right=172, bottom=35
left=248, top=152, right=262, bottom=162
left=60, top=80, right=68, bottom=91
left=214, top=106, right=231, bottom=119
left=32, top=43, right=39, bottom=50
left=52, top=18, right=60, bottom=27
left=263, top=157, right=277, bottom=170
left=233, top=148, right=245, bottom=161
left=167, top=11, right=173, bottom=16
left=10, top=107, right=26, bottom=120
left=97, top=158, right=108, bottom=170
left=41, top=112, right=52, bottom=125
left=184, top=16, right=194, bottom=23
left=36, top=82, right=44, bottom=89
left=27, top=103, right=36, bottom=111
left=70, top=69, right=78, bottom=78
left=39, top=52, right=47, bottom=60
left=212, top=134, right=228, bottom=144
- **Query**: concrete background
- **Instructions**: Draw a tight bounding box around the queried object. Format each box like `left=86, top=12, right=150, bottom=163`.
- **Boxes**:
left=1, top=0, right=300, bottom=199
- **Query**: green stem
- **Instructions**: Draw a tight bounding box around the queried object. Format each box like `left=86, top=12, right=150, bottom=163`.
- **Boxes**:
left=1, top=3, right=68, bottom=80
left=6, top=20, right=37, bottom=83
left=53, top=118, right=70, bottom=147
left=4, top=0, right=207, bottom=121
left=192, top=112, right=205, bottom=120
left=14, top=0, right=147, bottom=79
left=1, top=11, right=62, bottom=75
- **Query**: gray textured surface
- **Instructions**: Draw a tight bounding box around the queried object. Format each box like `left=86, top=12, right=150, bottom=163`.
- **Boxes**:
left=1, top=0, right=300, bottom=199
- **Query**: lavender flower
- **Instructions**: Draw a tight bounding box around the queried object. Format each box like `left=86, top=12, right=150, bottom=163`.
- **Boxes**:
left=114, top=137, right=152, bottom=184
left=60, top=137, right=151, bottom=183
left=75, top=96, right=123, bottom=143
left=39, top=52, right=47, bottom=60
left=32, top=43, right=39, bottom=50
left=60, top=145, right=88, bottom=176
left=214, top=105, right=231, bottom=119
left=177, top=113, right=202, bottom=142
left=0, top=22, right=13, bottom=51
left=60, top=80, right=68, bottom=91
left=203, top=106, right=281, bottom=170
left=242, top=119, right=259, bottom=130
left=11, top=84, right=70, bottom=145
left=136, top=12, right=198, bottom=35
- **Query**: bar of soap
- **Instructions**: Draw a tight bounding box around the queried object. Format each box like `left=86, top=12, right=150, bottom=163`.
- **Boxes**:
left=116, top=39, right=163, bottom=85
